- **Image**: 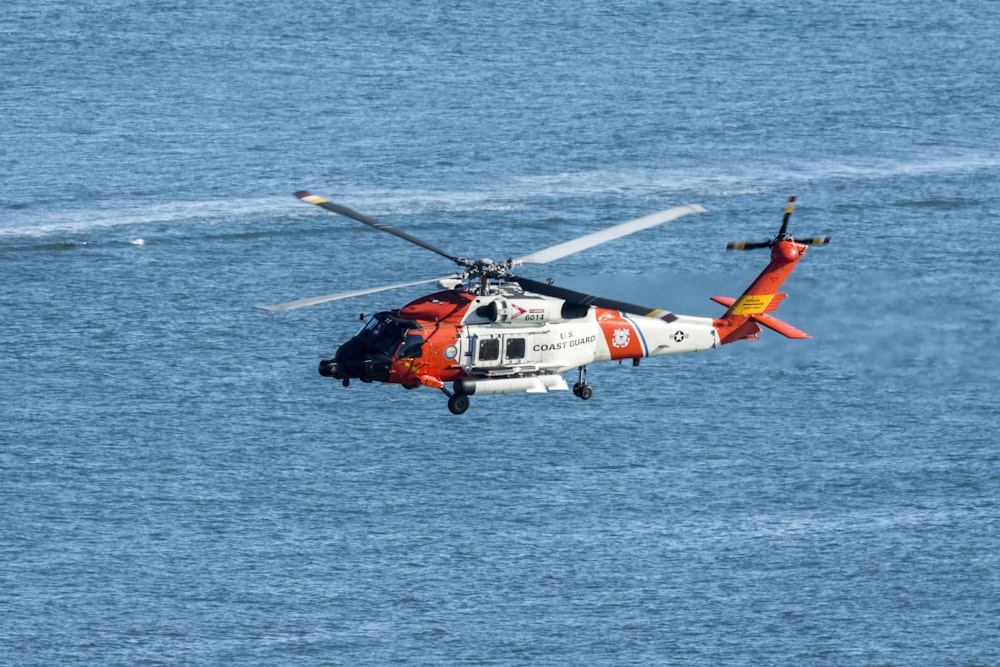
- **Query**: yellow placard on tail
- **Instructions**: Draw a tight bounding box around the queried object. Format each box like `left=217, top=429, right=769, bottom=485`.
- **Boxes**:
left=729, top=294, right=775, bottom=315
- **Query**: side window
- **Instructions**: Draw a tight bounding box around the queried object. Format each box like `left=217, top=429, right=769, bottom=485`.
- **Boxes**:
left=398, top=334, right=423, bottom=359
left=505, top=337, right=525, bottom=359
left=478, top=338, right=500, bottom=362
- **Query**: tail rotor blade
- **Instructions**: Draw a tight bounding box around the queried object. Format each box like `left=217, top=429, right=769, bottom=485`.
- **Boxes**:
left=777, top=195, right=797, bottom=238
left=727, top=240, right=772, bottom=251
left=728, top=196, right=831, bottom=250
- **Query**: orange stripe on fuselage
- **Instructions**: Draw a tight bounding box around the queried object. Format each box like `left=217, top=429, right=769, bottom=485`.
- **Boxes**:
left=596, top=308, right=646, bottom=359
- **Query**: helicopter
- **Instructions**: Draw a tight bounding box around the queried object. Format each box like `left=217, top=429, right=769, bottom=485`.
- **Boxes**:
left=260, top=192, right=830, bottom=414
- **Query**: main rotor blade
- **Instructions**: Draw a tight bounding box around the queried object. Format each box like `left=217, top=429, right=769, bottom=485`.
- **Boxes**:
left=513, top=276, right=670, bottom=319
left=257, top=276, right=454, bottom=312
left=514, top=204, right=706, bottom=265
left=295, top=191, right=469, bottom=267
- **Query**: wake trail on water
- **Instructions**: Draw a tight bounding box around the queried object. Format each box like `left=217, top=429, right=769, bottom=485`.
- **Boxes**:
left=4, top=151, right=995, bottom=241
left=0, top=197, right=294, bottom=240
left=348, top=152, right=1000, bottom=215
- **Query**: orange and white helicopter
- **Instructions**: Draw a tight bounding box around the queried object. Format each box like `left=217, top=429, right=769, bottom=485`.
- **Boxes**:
left=261, top=192, right=829, bottom=414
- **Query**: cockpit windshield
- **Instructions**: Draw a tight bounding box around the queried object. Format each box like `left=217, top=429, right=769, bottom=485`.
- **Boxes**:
left=355, top=311, right=421, bottom=356
left=357, top=315, right=405, bottom=355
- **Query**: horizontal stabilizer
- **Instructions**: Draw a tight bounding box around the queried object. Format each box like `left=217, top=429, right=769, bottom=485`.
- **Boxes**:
left=752, top=313, right=811, bottom=339
left=712, top=295, right=810, bottom=339
left=711, top=295, right=735, bottom=307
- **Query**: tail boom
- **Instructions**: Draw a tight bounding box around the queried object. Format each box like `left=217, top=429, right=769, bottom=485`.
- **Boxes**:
left=712, top=239, right=813, bottom=344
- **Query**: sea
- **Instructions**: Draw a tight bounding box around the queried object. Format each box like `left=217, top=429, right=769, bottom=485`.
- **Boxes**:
left=2, top=1, right=999, bottom=664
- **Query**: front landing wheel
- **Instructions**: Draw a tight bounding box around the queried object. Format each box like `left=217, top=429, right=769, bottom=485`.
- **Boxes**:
left=448, top=394, right=470, bottom=415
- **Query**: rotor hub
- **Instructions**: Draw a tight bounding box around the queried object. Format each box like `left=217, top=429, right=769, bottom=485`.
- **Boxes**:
left=773, top=240, right=801, bottom=263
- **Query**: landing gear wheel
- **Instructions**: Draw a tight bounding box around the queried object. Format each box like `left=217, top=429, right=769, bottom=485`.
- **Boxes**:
left=448, top=394, right=470, bottom=415
left=573, top=365, right=592, bottom=400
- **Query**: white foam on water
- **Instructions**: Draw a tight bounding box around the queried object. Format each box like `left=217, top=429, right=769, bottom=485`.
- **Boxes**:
left=5, top=152, right=995, bottom=240
left=0, top=196, right=293, bottom=239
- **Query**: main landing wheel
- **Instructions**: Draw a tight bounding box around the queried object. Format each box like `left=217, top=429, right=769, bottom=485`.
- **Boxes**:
left=573, top=365, right=592, bottom=400
left=448, top=394, right=470, bottom=415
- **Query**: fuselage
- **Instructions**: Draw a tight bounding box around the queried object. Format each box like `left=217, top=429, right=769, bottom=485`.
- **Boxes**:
left=319, top=284, right=719, bottom=390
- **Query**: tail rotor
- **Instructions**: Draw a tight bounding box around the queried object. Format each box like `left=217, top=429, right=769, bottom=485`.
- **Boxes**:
left=726, top=196, right=830, bottom=251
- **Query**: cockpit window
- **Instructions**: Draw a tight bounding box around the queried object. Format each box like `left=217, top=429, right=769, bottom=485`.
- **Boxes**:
left=358, top=315, right=405, bottom=354
left=398, top=334, right=424, bottom=359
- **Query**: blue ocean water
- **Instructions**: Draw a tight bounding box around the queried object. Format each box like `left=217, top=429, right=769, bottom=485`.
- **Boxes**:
left=3, top=0, right=999, bottom=664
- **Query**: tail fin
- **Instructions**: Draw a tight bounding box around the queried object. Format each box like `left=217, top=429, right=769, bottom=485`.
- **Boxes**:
left=712, top=197, right=829, bottom=345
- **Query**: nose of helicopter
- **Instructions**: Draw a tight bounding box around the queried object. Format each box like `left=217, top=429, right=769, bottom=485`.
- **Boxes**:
left=318, top=340, right=392, bottom=383
left=318, top=357, right=340, bottom=377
